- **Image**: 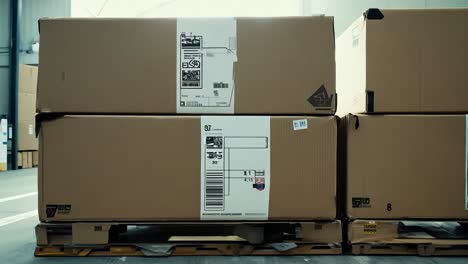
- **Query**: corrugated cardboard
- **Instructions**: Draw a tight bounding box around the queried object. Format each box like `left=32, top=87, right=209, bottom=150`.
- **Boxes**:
left=17, top=152, right=23, bottom=168
left=18, top=120, right=38, bottom=151
left=32, top=151, right=39, bottom=167
left=346, top=114, right=468, bottom=219
left=337, top=9, right=468, bottom=115
left=27, top=151, right=33, bottom=168
left=38, top=115, right=337, bottom=221
left=302, top=220, right=342, bottom=243
left=37, top=17, right=336, bottom=114
left=22, top=152, right=28, bottom=168
left=18, top=64, right=38, bottom=151
left=19, top=64, right=38, bottom=94
left=18, top=92, right=36, bottom=121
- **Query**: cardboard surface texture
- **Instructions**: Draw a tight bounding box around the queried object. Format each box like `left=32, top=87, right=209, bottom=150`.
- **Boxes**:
left=346, top=114, right=468, bottom=219
left=18, top=120, right=38, bottom=151
left=18, top=64, right=38, bottom=151
left=38, top=17, right=335, bottom=114
left=337, top=9, right=468, bottom=115
left=38, top=115, right=337, bottom=221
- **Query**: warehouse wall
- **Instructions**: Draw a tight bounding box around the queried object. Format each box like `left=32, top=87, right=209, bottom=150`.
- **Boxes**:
left=20, top=0, right=71, bottom=64
left=310, top=0, right=468, bottom=36
left=0, top=0, right=11, bottom=116
left=0, top=0, right=70, bottom=117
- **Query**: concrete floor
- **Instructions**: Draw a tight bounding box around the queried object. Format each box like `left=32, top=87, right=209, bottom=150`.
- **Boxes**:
left=0, top=169, right=467, bottom=264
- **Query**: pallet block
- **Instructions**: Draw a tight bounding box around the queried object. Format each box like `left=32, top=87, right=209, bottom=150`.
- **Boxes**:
left=349, top=220, right=468, bottom=256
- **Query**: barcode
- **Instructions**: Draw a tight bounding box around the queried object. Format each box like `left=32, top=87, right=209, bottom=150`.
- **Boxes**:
left=205, top=170, right=224, bottom=211
left=293, top=119, right=308, bottom=130
left=213, top=82, right=229, bottom=88
left=182, top=82, right=200, bottom=87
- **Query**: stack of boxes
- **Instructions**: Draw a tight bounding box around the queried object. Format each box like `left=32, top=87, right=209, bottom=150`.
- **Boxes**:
left=337, top=8, right=468, bottom=241
left=37, top=17, right=339, bottom=227
left=18, top=64, right=39, bottom=168
left=0, top=117, right=6, bottom=172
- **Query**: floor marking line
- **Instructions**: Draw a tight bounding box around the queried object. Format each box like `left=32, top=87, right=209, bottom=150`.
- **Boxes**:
left=0, top=192, right=38, bottom=203
left=0, top=210, right=38, bottom=227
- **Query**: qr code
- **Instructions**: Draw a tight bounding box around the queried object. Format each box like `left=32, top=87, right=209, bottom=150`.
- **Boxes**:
left=182, top=70, right=200, bottom=81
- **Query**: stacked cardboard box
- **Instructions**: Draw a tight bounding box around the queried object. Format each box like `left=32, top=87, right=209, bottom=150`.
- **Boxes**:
left=37, top=17, right=338, bottom=222
left=17, top=151, right=38, bottom=169
left=16, top=64, right=39, bottom=169
left=0, top=117, right=6, bottom=172
left=18, top=65, right=39, bottom=151
left=337, top=9, right=468, bottom=227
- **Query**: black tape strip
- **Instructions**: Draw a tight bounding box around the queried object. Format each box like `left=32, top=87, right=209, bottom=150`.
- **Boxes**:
left=366, top=90, right=374, bottom=113
left=350, top=114, right=360, bottom=130
left=335, top=93, right=338, bottom=112
left=364, top=8, right=384, bottom=20
left=35, top=113, right=64, bottom=137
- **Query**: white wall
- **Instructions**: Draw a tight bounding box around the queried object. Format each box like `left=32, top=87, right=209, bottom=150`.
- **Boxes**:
left=71, top=0, right=304, bottom=17
left=310, top=0, right=468, bottom=36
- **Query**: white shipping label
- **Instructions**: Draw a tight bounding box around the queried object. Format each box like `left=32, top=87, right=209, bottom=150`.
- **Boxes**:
left=177, top=18, right=237, bottom=114
left=0, top=119, right=7, bottom=164
left=201, top=116, right=270, bottom=220
left=293, top=119, right=308, bottom=130
left=28, top=124, right=33, bottom=135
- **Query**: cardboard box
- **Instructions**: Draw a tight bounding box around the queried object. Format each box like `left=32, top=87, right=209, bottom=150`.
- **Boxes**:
left=18, top=120, right=38, bottom=151
left=32, top=151, right=39, bottom=167
left=19, top=64, right=38, bottom=94
left=18, top=92, right=36, bottom=121
left=337, top=9, right=468, bottom=115
left=17, top=152, right=23, bottom=168
left=38, top=17, right=336, bottom=114
left=345, top=114, right=468, bottom=219
left=0, top=118, right=6, bottom=172
left=27, top=152, right=33, bottom=168
left=22, top=152, right=28, bottom=168
left=18, top=64, right=38, bottom=151
left=38, top=115, right=337, bottom=221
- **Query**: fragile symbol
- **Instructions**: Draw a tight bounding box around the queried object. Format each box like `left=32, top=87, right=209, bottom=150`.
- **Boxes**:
left=307, top=85, right=333, bottom=109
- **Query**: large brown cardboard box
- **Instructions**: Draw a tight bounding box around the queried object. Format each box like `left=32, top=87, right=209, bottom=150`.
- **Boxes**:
left=337, top=9, right=468, bottom=115
left=38, top=115, right=337, bottom=221
left=18, top=120, right=37, bottom=151
left=18, top=64, right=38, bottom=150
left=345, top=114, right=468, bottom=219
left=37, top=17, right=336, bottom=115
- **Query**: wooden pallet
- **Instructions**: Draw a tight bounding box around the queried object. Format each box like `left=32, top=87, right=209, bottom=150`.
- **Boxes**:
left=35, top=220, right=342, bottom=256
left=349, top=219, right=468, bottom=256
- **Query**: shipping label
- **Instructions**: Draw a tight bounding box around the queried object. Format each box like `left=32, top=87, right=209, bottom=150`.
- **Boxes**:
left=200, top=116, right=270, bottom=220
left=177, top=19, right=237, bottom=114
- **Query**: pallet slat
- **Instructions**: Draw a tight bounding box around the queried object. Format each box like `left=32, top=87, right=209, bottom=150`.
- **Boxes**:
left=35, top=221, right=342, bottom=256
